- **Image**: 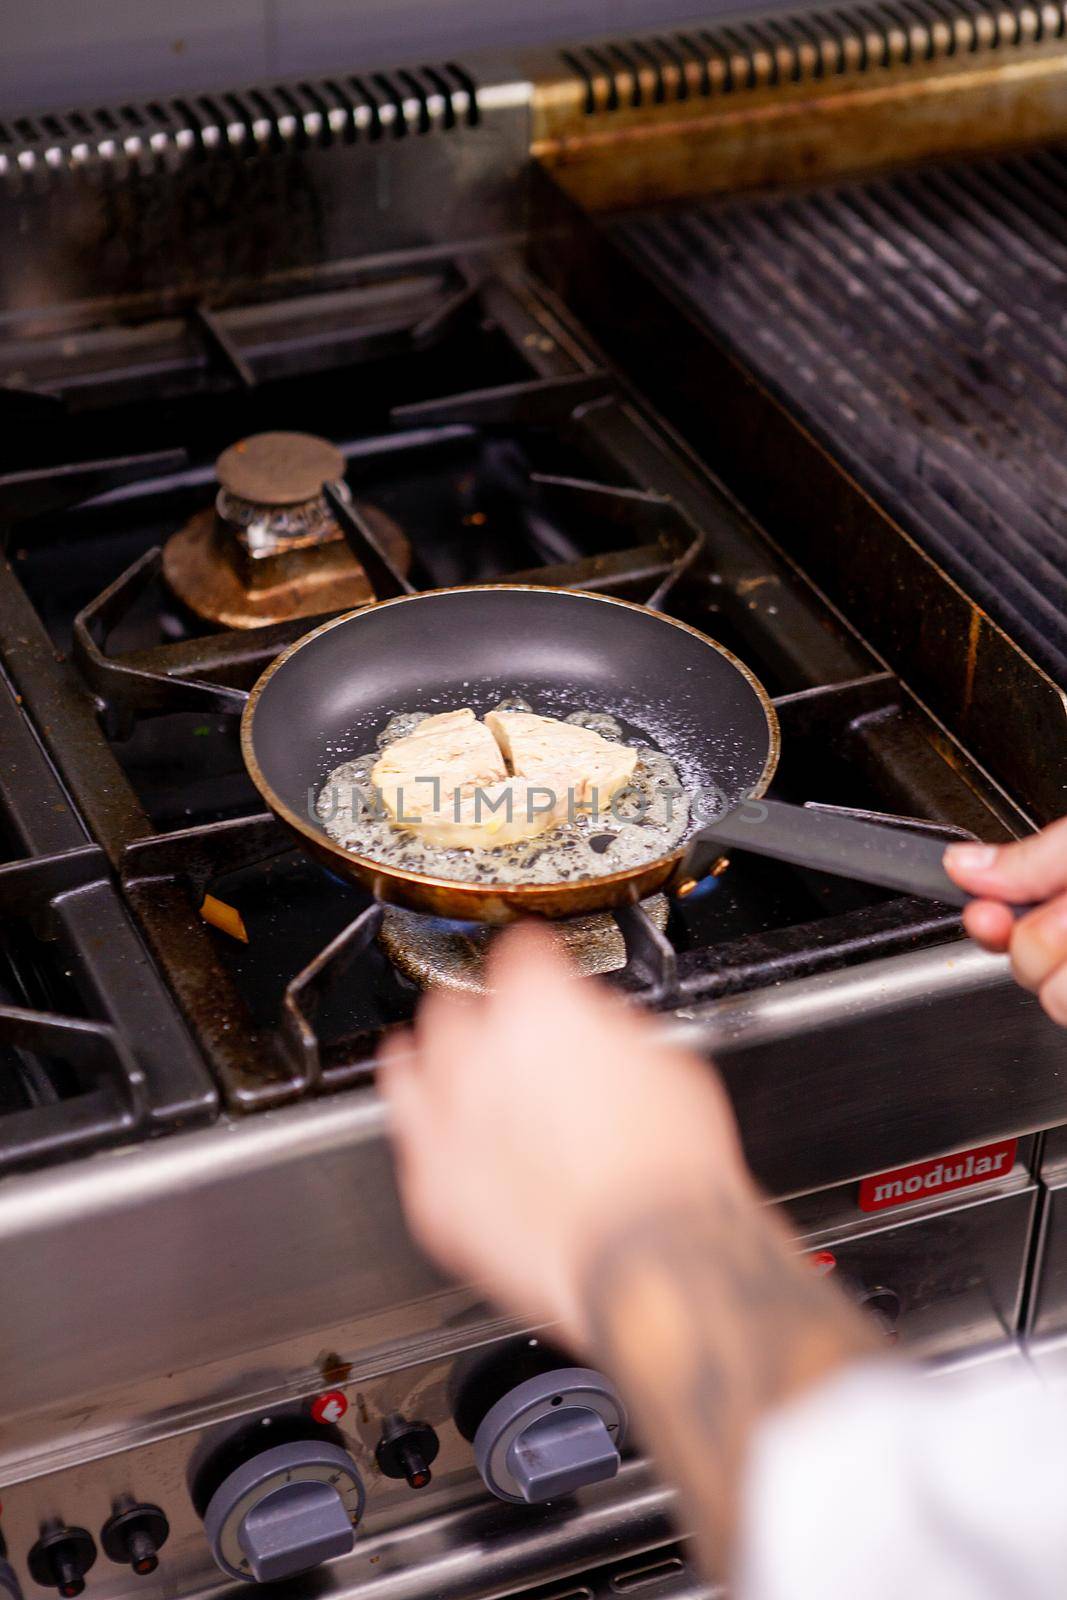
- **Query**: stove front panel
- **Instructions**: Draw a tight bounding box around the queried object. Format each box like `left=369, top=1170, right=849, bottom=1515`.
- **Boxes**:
left=0, top=1328, right=676, bottom=1600
left=0, top=1161, right=1039, bottom=1600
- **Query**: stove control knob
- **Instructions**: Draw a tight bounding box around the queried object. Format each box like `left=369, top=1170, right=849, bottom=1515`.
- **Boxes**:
left=376, top=1415, right=440, bottom=1489
left=203, top=1440, right=365, bottom=1584
left=474, top=1368, right=627, bottom=1505
left=101, top=1502, right=170, bottom=1576
left=27, top=1526, right=97, bottom=1598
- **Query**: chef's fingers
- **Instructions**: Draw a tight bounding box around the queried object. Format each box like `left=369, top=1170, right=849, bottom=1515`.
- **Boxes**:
left=961, top=898, right=1015, bottom=952
left=486, top=919, right=648, bottom=1019
left=410, top=986, right=480, bottom=1079
left=485, top=920, right=573, bottom=990
left=1039, top=961, right=1067, bottom=1027
left=945, top=819, right=1067, bottom=903
left=482, top=922, right=583, bottom=1023
left=1005, top=892, right=1067, bottom=995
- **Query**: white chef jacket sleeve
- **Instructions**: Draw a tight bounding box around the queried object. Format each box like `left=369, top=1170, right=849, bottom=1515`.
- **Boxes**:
left=734, top=1360, right=1067, bottom=1600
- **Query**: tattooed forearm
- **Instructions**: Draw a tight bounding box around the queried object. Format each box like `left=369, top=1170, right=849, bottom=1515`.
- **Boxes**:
left=581, top=1194, right=880, bottom=1578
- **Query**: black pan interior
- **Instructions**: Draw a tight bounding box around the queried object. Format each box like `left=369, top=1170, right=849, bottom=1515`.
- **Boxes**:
left=247, top=589, right=776, bottom=861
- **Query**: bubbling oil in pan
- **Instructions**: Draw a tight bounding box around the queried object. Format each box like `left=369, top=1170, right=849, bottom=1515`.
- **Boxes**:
left=317, top=696, right=693, bottom=886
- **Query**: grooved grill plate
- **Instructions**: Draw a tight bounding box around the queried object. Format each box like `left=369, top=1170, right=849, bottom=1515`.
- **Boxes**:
left=615, top=147, right=1067, bottom=686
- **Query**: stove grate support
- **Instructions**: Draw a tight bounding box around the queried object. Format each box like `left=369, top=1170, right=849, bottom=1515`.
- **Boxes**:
left=0, top=848, right=213, bottom=1173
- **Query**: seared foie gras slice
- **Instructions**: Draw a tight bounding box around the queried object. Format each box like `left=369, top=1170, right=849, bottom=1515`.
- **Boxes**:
left=485, top=710, right=637, bottom=809
left=371, top=709, right=568, bottom=848
left=374, top=710, right=508, bottom=832
left=391, top=775, right=571, bottom=850
left=371, top=708, right=506, bottom=827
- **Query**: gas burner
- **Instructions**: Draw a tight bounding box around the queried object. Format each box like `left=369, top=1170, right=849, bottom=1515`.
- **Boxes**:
left=162, top=431, right=411, bottom=629
left=379, top=896, right=670, bottom=994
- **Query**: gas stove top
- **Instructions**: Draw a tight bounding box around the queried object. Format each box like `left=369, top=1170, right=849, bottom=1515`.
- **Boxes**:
left=0, top=256, right=1030, bottom=1170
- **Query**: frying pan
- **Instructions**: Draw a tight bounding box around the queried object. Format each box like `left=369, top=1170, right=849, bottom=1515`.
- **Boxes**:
left=241, top=585, right=980, bottom=926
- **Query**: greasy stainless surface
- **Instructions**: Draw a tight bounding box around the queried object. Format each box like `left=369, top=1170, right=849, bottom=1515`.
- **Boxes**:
left=379, top=895, right=670, bottom=992
left=681, top=940, right=1067, bottom=1197
left=0, top=1113, right=1039, bottom=1600
left=0, top=1089, right=461, bottom=1469
left=12, top=1340, right=1031, bottom=1600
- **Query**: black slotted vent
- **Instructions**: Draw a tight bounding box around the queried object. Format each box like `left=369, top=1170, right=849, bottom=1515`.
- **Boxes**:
left=561, top=0, right=1067, bottom=112
left=0, top=58, right=478, bottom=178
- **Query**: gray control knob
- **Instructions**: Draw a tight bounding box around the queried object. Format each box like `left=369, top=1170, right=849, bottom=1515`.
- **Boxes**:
left=473, top=1368, right=627, bottom=1504
left=203, top=1440, right=365, bottom=1583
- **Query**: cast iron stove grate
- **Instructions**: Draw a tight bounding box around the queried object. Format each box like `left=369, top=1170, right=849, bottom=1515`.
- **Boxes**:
left=0, top=665, right=214, bottom=1173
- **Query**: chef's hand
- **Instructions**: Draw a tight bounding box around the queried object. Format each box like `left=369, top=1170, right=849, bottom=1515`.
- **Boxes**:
left=946, top=820, right=1067, bottom=1024
left=378, top=925, right=876, bottom=1576
left=377, top=923, right=751, bottom=1347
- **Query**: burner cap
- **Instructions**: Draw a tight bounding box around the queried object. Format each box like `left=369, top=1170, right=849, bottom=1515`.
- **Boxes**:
left=380, top=897, right=670, bottom=994
left=215, top=432, right=345, bottom=506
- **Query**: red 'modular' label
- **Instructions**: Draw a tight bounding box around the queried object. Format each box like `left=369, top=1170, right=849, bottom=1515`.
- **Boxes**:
left=858, top=1138, right=1017, bottom=1213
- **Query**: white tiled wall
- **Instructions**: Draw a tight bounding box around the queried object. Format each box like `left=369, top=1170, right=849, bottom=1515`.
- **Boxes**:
left=1, top=0, right=775, bottom=117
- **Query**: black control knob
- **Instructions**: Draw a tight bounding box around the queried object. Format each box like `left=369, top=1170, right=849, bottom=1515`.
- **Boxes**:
left=101, top=1502, right=170, bottom=1576
left=376, top=1415, right=440, bottom=1489
left=27, top=1527, right=96, bottom=1599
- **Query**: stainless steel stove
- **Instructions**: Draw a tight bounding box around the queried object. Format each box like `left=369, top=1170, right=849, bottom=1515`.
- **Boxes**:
left=2, top=5, right=1067, bottom=1599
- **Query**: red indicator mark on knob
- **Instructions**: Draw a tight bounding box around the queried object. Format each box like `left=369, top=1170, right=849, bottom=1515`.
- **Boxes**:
left=311, top=1390, right=349, bottom=1424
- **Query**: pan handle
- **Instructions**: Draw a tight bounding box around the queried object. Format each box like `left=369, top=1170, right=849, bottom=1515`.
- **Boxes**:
left=680, top=798, right=1034, bottom=917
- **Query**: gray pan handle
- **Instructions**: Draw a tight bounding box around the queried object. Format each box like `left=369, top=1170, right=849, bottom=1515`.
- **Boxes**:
left=682, top=799, right=1033, bottom=916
